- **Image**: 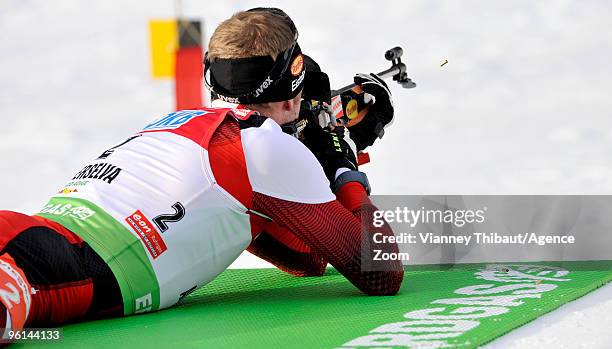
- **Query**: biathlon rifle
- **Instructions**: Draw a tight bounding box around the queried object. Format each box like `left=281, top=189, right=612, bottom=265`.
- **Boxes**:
left=302, top=46, right=415, bottom=132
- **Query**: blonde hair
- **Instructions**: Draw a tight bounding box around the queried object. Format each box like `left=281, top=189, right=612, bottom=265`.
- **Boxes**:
left=208, top=10, right=296, bottom=62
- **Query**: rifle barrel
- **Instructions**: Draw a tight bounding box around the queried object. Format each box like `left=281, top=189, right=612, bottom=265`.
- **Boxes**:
left=330, top=65, right=403, bottom=97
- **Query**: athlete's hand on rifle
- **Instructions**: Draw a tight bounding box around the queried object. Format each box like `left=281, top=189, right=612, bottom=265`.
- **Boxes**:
left=347, top=73, right=395, bottom=151
left=301, top=123, right=357, bottom=183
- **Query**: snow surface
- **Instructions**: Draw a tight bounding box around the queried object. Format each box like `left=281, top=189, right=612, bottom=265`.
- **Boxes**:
left=1, top=0, right=612, bottom=347
left=486, top=282, right=612, bottom=349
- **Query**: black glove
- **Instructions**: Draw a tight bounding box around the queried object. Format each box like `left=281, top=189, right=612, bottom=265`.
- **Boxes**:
left=346, top=73, right=394, bottom=151
left=301, top=124, right=357, bottom=183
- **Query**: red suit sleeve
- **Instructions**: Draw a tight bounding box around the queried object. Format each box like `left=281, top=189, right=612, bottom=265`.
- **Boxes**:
left=247, top=181, right=390, bottom=282
left=252, top=189, right=404, bottom=296
left=247, top=222, right=327, bottom=277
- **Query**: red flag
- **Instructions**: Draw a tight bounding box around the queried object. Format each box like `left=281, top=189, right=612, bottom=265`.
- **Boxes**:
left=174, top=46, right=203, bottom=110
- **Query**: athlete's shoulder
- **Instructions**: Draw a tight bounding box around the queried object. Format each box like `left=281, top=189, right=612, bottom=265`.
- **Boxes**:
left=139, top=106, right=260, bottom=149
left=141, top=107, right=235, bottom=131
left=241, top=119, right=335, bottom=204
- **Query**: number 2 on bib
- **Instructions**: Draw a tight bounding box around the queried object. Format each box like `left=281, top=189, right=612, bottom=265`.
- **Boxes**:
left=153, top=202, right=186, bottom=233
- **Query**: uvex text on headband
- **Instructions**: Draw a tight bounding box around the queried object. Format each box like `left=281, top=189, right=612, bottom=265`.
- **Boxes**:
left=204, top=41, right=306, bottom=104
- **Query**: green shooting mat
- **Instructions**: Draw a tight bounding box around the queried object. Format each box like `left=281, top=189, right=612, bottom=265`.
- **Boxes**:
left=12, top=261, right=612, bottom=348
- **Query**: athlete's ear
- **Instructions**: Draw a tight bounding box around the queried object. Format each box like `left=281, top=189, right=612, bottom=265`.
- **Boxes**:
left=283, top=92, right=302, bottom=112
left=280, top=99, right=293, bottom=111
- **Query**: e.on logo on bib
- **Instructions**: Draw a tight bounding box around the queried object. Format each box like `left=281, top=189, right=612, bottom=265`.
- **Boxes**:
left=126, top=210, right=168, bottom=259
